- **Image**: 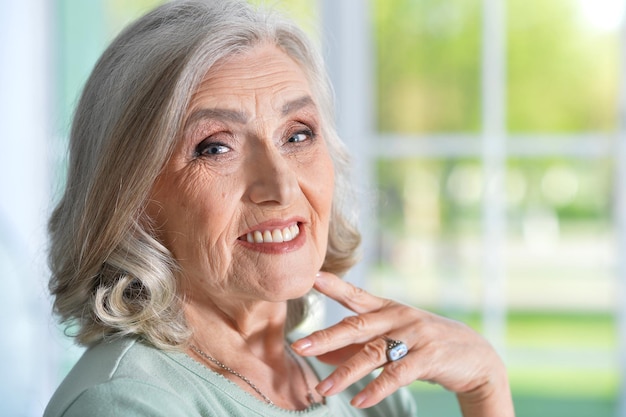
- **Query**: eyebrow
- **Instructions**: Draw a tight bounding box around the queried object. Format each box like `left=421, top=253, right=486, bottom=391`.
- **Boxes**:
left=185, top=108, right=248, bottom=129
left=185, top=95, right=317, bottom=130
left=281, top=95, right=316, bottom=116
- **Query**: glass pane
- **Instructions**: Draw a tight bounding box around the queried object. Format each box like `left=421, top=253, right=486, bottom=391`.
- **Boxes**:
left=372, top=156, right=618, bottom=414
left=373, top=0, right=482, bottom=133
left=372, top=158, right=483, bottom=313
left=507, top=0, right=622, bottom=133
left=505, top=158, right=617, bottom=413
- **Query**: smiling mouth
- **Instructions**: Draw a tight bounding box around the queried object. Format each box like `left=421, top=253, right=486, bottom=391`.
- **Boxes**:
left=241, top=223, right=301, bottom=243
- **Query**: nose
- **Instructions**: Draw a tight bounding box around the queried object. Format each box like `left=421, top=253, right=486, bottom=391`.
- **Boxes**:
left=245, top=143, right=299, bottom=206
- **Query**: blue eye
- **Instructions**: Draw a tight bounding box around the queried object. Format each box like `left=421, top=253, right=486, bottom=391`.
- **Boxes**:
left=288, top=129, right=314, bottom=143
left=195, top=140, right=230, bottom=157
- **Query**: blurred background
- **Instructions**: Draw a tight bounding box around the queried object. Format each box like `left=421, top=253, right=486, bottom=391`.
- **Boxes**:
left=1, top=0, right=624, bottom=416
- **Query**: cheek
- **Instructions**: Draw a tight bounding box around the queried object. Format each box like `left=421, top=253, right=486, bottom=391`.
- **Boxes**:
left=317, top=153, right=335, bottom=211
left=149, top=169, right=237, bottom=246
left=301, top=152, right=335, bottom=228
left=178, top=181, right=237, bottom=234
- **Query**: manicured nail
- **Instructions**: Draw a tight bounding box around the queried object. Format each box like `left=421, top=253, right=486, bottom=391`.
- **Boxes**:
left=316, top=378, right=334, bottom=395
left=351, top=392, right=368, bottom=408
left=291, top=338, right=312, bottom=352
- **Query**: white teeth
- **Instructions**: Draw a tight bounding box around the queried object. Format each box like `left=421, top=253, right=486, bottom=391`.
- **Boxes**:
left=245, top=224, right=300, bottom=243
left=271, top=229, right=283, bottom=242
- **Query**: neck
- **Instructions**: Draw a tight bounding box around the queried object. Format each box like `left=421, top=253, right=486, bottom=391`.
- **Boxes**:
left=184, top=298, right=322, bottom=409
left=185, top=297, right=288, bottom=359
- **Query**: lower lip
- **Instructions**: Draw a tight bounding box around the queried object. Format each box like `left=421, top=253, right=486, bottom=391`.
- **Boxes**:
left=236, top=223, right=306, bottom=254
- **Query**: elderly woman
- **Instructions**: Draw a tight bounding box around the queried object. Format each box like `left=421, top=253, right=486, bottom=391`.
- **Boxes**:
left=44, top=1, right=514, bottom=416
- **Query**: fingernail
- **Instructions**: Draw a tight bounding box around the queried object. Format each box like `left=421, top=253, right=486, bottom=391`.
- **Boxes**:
left=316, top=378, right=334, bottom=395
left=291, top=338, right=312, bottom=352
left=315, top=273, right=329, bottom=288
left=351, top=393, right=368, bottom=408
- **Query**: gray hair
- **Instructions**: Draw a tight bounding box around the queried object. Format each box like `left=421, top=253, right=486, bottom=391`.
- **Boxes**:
left=48, top=0, right=361, bottom=349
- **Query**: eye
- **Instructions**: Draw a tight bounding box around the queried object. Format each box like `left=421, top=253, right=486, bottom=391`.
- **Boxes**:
left=195, top=140, right=231, bottom=157
left=287, top=128, right=315, bottom=144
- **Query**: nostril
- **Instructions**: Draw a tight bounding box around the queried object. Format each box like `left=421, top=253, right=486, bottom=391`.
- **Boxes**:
left=246, top=155, right=299, bottom=205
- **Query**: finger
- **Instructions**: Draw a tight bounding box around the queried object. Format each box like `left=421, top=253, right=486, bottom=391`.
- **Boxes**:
left=350, top=357, right=421, bottom=409
left=314, top=272, right=386, bottom=314
left=315, top=344, right=363, bottom=365
left=315, top=337, right=390, bottom=397
left=292, top=306, right=409, bottom=356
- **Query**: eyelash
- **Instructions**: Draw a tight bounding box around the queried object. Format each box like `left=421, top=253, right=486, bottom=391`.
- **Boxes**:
left=287, top=127, right=316, bottom=144
left=193, top=124, right=317, bottom=158
left=194, top=140, right=230, bottom=158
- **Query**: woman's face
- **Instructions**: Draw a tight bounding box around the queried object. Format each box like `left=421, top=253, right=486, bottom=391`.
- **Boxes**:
left=148, top=44, right=334, bottom=305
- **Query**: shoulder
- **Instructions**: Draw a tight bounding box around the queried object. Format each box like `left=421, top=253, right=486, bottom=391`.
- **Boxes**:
left=44, top=338, right=198, bottom=417
left=44, top=337, right=301, bottom=417
left=51, top=377, right=197, bottom=417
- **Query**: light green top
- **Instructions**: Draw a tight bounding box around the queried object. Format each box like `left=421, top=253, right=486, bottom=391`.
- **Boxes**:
left=44, top=337, right=417, bottom=417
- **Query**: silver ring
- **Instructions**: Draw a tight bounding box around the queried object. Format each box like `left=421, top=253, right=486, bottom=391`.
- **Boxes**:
left=384, top=336, right=408, bottom=361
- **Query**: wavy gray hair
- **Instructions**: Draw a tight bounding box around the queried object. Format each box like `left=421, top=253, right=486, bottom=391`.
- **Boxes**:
left=48, top=0, right=361, bottom=349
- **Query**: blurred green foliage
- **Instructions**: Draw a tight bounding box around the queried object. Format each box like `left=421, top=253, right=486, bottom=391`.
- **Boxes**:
left=374, top=0, right=481, bottom=133
left=372, top=0, right=618, bottom=240
left=508, top=0, right=620, bottom=133
left=371, top=2, right=620, bottom=414
left=374, top=0, right=620, bottom=133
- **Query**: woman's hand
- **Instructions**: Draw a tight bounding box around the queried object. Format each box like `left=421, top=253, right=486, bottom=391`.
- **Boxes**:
left=291, top=272, right=514, bottom=416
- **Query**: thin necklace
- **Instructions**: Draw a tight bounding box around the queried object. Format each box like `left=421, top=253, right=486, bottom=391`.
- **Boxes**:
left=285, top=343, right=319, bottom=406
left=189, top=343, right=320, bottom=407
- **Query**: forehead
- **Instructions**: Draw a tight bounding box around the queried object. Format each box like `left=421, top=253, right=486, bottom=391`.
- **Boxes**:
left=188, top=44, right=313, bottom=110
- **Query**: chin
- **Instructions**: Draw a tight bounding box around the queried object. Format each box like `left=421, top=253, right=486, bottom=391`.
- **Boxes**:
left=260, top=273, right=316, bottom=302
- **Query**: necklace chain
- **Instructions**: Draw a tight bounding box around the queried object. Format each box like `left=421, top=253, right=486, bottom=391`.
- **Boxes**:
left=285, top=343, right=318, bottom=406
left=189, top=343, right=320, bottom=407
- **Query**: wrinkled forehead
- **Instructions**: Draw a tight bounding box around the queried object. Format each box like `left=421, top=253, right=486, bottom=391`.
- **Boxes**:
left=186, top=43, right=316, bottom=113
